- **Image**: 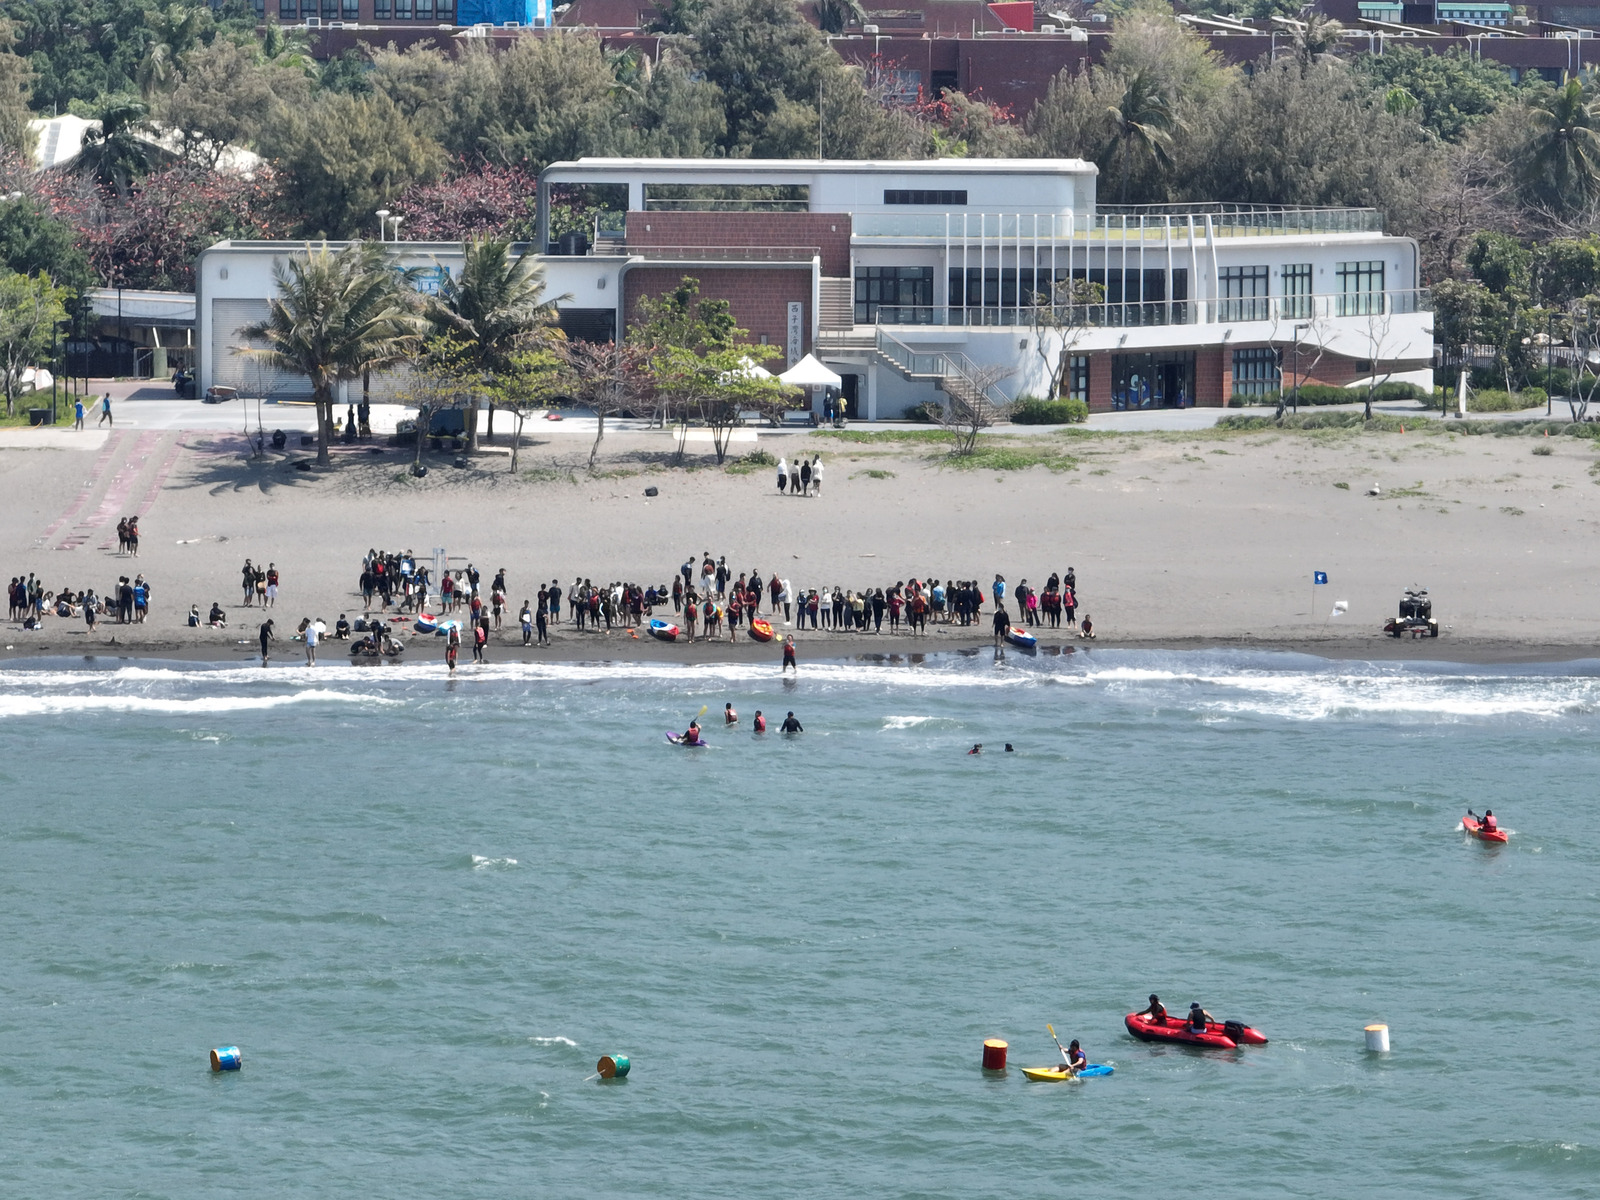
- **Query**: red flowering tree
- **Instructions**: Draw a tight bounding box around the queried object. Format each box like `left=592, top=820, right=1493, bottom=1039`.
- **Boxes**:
left=393, top=162, right=540, bottom=243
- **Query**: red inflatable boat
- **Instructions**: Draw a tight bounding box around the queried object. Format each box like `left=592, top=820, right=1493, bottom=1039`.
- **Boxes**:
left=1125, top=1012, right=1268, bottom=1049
left=1463, top=813, right=1508, bottom=843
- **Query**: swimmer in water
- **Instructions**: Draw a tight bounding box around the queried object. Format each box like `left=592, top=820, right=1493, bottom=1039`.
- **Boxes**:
left=968, top=743, right=982, bottom=755
left=724, top=702, right=738, bottom=725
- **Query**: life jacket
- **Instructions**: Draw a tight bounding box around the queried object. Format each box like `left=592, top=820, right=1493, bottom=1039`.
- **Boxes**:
left=1483, top=814, right=1497, bottom=831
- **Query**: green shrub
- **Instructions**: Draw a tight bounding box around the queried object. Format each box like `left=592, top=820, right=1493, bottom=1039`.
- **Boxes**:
left=1468, top=389, right=1543, bottom=412
left=1527, top=365, right=1574, bottom=396
left=905, top=401, right=940, bottom=423
left=1227, top=382, right=1426, bottom=408
left=1217, top=412, right=1435, bottom=432
left=1012, top=397, right=1089, bottom=424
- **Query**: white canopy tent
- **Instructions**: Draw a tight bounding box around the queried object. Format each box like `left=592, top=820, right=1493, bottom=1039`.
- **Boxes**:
left=777, top=355, right=843, bottom=388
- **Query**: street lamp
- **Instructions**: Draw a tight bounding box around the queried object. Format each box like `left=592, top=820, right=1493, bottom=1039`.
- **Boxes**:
left=1292, top=322, right=1310, bottom=413
left=375, top=209, right=390, bottom=242
left=389, top=215, right=403, bottom=243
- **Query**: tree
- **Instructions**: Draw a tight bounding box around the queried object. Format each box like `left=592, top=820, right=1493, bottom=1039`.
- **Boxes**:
left=158, top=39, right=311, bottom=169
left=239, top=241, right=424, bottom=467
left=492, top=344, right=569, bottom=472
left=689, top=0, right=829, bottom=155
left=1466, top=230, right=1531, bottom=295
left=427, top=236, right=566, bottom=450
left=400, top=336, right=478, bottom=474
left=1102, top=70, right=1177, bottom=204
left=136, top=2, right=211, bottom=100
left=0, top=194, right=94, bottom=295
left=1, top=0, right=154, bottom=113
left=631, top=276, right=739, bottom=354
left=652, top=343, right=786, bottom=464
left=392, top=163, right=540, bottom=242
left=934, top=360, right=1017, bottom=455
left=1291, top=13, right=1344, bottom=73
left=557, top=339, right=650, bottom=471
left=77, top=96, right=167, bottom=197
left=260, top=91, right=444, bottom=239
left=0, top=20, right=34, bottom=159
left=1032, top=276, right=1104, bottom=398
left=1360, top=309, right=1397, bottom=421
left=1516, top=80, right=1600, bottom=216
left=1359, top=46, right=1512, bottom=144
left=1536, top=236, right=1600, bottom=309
left=0, top=270, right=69, bottom=416
left=814, top=0, right=865, bottom=34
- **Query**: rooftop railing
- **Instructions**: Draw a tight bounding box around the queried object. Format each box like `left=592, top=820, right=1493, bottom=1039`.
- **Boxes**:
left=852, top=206, right=1386, bottom=240
left=621, top=245, right=822, bottom=262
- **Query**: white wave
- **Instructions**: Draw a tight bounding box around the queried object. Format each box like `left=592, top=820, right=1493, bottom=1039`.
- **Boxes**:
left=882, top=715, right=939, bottom=729
left=0, top=689, right=399, bottom=719
left=470, top=855, right=518, bottom=870
left=528, top=1035, right=578, bottom=1047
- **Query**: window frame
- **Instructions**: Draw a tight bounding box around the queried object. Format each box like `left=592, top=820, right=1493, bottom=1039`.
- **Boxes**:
left=1231, top=347, right=1281, bottom=399
left=1218, top=266, right=1270, bottom=322
left=1336, top=261, right=1385, bottom=317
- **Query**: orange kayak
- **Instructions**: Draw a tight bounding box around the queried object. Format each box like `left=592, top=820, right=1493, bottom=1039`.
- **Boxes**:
left=748, top=618, right=775, bottom=642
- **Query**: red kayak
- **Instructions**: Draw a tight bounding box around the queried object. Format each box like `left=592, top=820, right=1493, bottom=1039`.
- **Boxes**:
left=1125, top=1012, right=1268, bottom=1049
left=1463, top=814, right=1508, bottom=843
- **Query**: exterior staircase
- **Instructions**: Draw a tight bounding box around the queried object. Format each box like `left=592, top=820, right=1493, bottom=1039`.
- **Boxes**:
left=867, top=326, right=1007, bottom=423
left=818, top=277, right=854, bottom=331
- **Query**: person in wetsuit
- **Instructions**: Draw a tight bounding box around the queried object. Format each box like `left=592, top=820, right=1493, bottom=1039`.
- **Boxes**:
left=779, top=712, right=802, bottom=733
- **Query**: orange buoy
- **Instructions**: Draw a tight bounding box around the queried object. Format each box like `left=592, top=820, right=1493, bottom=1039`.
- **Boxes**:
left=982, top=1038, right=1008, bottom=1070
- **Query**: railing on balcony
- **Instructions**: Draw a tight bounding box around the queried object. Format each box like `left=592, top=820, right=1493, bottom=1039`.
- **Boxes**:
left=620, top=245, right=822, bottom=262
left=866, top=289, right=1430, bottom=331
left=851, top=205, right=1386, bottom=241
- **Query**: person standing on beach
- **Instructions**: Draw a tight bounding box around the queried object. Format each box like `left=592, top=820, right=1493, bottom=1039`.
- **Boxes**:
left=811, top=456, right=823, bottom=496
left=303, top=618, right=318, bottom=665
left=446, top=622, right=460, bottom=672
left=777, top=457, right=788, bottom=494
left=520, top=600, right=533, bottom=646
left=799, top=457, right=812, bottom=496
left=265, top=564, right=279, bottom=608
left=782, top=634, right=797, bottom=673
left=473, top=617, right=488, bottom=663
left=259, top=617, right=274, bottom=665
left=99, top=392, right=112, bottom=426
left=992, top=603, right=1011, bottom=649
left=74, top=398, right=84, bottom=430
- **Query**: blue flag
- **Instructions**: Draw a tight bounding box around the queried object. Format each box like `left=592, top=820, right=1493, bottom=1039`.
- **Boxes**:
left=1313, top=571, right=1328, bottom=585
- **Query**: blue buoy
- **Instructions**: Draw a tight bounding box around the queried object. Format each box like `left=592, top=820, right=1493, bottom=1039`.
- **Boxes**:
left=210, top=1046, right=242, bottom=1072
left=596, top=1054, right=630, bottom=1079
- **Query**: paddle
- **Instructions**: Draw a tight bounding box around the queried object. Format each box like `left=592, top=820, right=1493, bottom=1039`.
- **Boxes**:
left=1047, top=1023, right=1076, bottom=1077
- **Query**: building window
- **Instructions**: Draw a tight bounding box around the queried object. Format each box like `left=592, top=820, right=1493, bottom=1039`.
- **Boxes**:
left=1282, top=263, right=1312, bottom=320
left=375, top=0, right=390, bottom=13
left=439, top=0, right=454, bottom=16
left=280, top=0, right=298, bottom=15
left=884, top=190, right=967, bottom=206
left=1065, top=355, right=1088, bottom=402
left=1111, top=351, right=1195, bottom=410
left=1337, top=261, right=1385, bottom=316
left=855, top=266, right=934, bottom=324
left=417, top=0, right=434, bottom=15
left=322, top=0, right=337, bottom=15
left=395, top=0, right=411, bottom=15
left=1218, top=266, right=1269, bottom=322
left=344, top=0, right=359, bottom=15
left=1232, top=347, right=1281, bottom=399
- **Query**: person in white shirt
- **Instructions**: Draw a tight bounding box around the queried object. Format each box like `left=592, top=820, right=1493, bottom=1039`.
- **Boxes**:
left=779, top=578, right=792, bottom=624
left=304, top=618, right=318, bottom=665
left=811, top=455, right=823, bottom=496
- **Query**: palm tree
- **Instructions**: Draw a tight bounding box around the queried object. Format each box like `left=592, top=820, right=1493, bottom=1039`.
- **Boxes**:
left=77, top=98, right=164, bottom=196
left=1291, top=12, right=1344, bottom=73
left=1102, top=71, right=1177, bottom=205
left=427, top=237, right=568, bottom=449
left=240, top=242, right=424, bottom=467
left=814, top=0, right=866, bottom=35
left=1520, top=80, right=1600, bottom=215
left=137, top=3, right=211, bottom=99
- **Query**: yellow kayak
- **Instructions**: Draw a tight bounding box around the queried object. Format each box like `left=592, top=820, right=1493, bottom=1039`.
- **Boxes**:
left=1022, top=1064, right=1113, bottom=1081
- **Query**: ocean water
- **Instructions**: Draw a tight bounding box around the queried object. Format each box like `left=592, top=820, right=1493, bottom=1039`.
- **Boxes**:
left=0, top=649, right=1596, bottom=1198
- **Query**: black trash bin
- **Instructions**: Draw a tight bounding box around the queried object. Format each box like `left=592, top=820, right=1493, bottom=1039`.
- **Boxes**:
left=28, top=408, right=49, bottom=426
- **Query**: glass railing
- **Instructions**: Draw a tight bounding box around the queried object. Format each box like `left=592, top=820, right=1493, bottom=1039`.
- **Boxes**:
left=851, top=206, right=1386, bottom=241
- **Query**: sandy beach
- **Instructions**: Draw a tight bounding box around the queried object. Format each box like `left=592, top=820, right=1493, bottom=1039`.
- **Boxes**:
left=3, top=414, right=1598, bottom=665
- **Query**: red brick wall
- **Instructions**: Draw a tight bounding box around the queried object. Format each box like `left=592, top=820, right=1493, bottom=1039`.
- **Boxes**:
left=623, top=266, right=810, bottom=360
left=1299, top=353, right=1360, bottom=389
left=1194, top=348, right=1225, bottom=407
left=625, top=213, right=851, bottom=278
left=1087, top=353, right=1111, bottom=412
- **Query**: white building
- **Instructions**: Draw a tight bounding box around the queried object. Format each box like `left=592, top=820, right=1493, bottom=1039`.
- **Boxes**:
left=197, top=158, right=1432, bottom=415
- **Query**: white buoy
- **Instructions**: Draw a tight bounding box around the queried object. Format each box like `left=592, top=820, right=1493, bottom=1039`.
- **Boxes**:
left=1364, top=1024, right=1390, bottom=1053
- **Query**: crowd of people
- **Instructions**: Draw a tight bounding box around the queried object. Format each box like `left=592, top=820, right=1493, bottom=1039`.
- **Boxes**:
left=8, top=573, right=151, bottom=630
left=238, top=559, right=281, bottom=607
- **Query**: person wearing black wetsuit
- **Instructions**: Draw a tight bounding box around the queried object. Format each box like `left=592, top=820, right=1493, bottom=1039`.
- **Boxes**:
left=779, top=712, right=803, bottom=733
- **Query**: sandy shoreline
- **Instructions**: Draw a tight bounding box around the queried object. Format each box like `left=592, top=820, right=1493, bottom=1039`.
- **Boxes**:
left=1, top=626, right=1597, bottom=668
left=4, top=416, right=1599, bottom=670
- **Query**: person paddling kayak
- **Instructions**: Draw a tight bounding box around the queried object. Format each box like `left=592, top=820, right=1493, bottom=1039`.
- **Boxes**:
left=681, top=719, right=704, bottom=746
left=1064, top=1039, right=1087, bottom=1074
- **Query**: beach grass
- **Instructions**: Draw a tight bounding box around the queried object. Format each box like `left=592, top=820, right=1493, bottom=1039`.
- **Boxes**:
left=942, top=445, right=1080, bottom=472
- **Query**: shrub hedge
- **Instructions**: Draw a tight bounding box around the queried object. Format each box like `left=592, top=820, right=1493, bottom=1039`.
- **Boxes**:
left=1012, top=396, right=1089, bottom=424
left=1227, top=382, right=1427, bottom=407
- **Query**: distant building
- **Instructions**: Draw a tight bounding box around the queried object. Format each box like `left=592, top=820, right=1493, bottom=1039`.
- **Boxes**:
left=197, top=157, right=1432, bottom=415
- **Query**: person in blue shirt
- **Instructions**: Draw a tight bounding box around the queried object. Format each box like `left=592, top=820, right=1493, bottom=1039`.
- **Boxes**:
left=74, top=399, right=85, bottom=430
left=992, top=574, right=1006, bottom=604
